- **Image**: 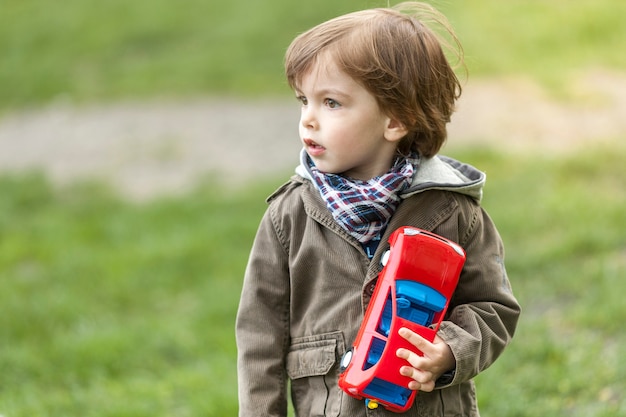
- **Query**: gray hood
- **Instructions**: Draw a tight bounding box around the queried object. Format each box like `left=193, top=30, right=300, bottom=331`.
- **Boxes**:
left=295, top=148, right=485, bottom=202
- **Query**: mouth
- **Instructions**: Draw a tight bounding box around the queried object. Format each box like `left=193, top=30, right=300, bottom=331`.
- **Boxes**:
left=303, top=139, right=326, bottom=157
left=303, top=138, right=325, bottom=150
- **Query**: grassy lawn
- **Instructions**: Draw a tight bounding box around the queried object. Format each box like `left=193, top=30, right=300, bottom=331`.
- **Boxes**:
left=1, top=0, right=625, bottom=415
left=1, top=0, right=626, bottom=109
left=0, top=176, right=271, bottom=416
left=455, top=146, right=626, bottom=416
left=1, top=146, right=625, bottom=416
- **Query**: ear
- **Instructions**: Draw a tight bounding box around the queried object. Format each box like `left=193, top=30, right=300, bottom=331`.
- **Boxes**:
left=383, top=117, right=408, bottom=143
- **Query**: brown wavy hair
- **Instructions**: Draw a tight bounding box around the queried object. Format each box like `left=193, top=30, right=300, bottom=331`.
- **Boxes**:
left=285, top=2, right=464, bottom=158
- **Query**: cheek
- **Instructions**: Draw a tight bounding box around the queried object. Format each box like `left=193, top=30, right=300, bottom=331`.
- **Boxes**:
left=350, top=118, right=386, bottom=142
left=331, top=126, right=362, bottom=149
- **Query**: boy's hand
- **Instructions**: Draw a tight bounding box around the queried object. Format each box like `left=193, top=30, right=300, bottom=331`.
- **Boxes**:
left=395, top=327, right=455, bottom=392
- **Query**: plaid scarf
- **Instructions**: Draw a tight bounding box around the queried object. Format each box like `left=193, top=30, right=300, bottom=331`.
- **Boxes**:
left=308, top=154, right=419, bottom=243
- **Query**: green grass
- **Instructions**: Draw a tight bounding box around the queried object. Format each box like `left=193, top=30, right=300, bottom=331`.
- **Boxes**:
left=1, top=0, right=625, bottom=414
left=0, top=175, right=275, bottom=416
left=1, top=0, right=625, bottom=109
left=440, top=0, right=626, bottom=90
left=1, top=146, right=625, bottom=416
left=451, top=146, right=626, bottom=416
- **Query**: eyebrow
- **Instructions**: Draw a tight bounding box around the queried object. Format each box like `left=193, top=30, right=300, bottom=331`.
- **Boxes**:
left=298, top=87, right=350, bottom=100
left=319, top=88, right=349, bottom=97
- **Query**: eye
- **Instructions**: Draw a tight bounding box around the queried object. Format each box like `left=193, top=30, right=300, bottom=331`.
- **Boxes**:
left=325, top=98, right=340, bottom=109
left=296, top=95, right=308, bottom=106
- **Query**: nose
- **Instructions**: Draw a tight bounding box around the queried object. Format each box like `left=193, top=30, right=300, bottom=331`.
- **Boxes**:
left=300, top=105, right=317, bottom=130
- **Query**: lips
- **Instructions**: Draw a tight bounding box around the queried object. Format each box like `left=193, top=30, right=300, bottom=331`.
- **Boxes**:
left=303, top=139, right=326, bottom=156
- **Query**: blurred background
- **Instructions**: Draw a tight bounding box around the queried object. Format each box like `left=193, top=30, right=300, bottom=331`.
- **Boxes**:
left=0, top=0, right=625, bottom=416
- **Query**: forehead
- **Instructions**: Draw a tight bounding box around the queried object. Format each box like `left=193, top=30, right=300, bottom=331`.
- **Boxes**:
left=296, top=53, right=355, bottom=93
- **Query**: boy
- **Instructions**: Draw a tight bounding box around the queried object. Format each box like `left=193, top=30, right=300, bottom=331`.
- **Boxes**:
left=236, top=3, right=520, bottom=416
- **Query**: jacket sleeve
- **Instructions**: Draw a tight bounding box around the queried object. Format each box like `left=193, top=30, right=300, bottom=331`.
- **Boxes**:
left=437, top=203, right=521, bottom=387
left=236, top=207, right=291, bottom=417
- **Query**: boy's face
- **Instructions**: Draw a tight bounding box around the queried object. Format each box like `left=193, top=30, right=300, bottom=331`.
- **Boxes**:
left=295, top=55, right=406, bottom=180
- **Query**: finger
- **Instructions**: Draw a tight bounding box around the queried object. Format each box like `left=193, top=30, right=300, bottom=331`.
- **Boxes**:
left=408, top=379, right=434, bottom=392
left=400, top=365, right=433, bottom=383
left=396, top=347, right=426, bottom=370
left=400, top=366, right=435, bottom=390
left=398, top=327, right=434, bottom=355
left=418, top=379, right=435, bottom=392
left=407, top=378, right=435, bottom=392
left=407, top=380, right=421, bottom=391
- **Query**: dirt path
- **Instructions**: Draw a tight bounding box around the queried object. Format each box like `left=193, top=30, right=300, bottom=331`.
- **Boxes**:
left=0, top=70, right=624, bottom=200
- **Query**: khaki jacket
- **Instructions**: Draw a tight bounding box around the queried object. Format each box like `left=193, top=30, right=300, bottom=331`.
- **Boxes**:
left=236, top=155, right=521, bottom=416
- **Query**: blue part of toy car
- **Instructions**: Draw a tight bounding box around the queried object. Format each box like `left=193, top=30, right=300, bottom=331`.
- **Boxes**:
left=363, top=377, right=412, bottom=408
left=376, top=280, right=447, bottom=338
left=365, top=337, right=386, bottom=370
left=377, top=293, right=393, bottom=337
left=396, top=280, right=447, bottom=326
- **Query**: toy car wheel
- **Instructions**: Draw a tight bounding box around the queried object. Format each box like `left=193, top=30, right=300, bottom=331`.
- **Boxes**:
left=381, top=250, right=390, bottom=267
left=340, top=348, right=354, bottom=372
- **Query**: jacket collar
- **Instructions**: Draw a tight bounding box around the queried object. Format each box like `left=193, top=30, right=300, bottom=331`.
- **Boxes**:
left=294, top=148, right=485, bottom=202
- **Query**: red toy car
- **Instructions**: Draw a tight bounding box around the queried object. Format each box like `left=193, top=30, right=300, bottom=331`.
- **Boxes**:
left=338, top=226, right=466, bottom=412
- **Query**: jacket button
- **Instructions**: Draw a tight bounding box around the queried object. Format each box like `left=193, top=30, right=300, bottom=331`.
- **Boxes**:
left=365, top=282, right=376, bottom=296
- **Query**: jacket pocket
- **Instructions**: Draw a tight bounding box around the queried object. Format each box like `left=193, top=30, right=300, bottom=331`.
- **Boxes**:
left=437, top=380, right=478, bottom=417
left=286, top=331, right=344, bottom=417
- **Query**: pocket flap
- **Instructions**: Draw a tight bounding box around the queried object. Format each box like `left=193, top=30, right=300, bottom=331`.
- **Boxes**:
left=286, top=338, right=337, bottom=379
